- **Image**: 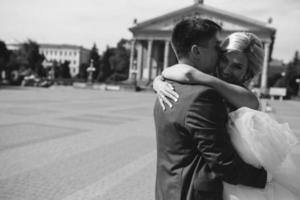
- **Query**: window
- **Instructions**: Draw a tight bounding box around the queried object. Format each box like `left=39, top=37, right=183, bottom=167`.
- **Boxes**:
left=73, top=60, right=76, bottom=64
left=74, top=51, right=77, bottom=56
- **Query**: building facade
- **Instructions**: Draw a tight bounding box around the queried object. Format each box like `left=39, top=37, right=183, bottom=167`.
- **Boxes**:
left=39, top=44, right=90, bottom=77
left=128, top=1, right=276, bottom=91
left=7, top=43, right=90, bottom=77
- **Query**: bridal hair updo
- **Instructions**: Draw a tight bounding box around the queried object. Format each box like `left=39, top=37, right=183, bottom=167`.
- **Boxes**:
left=220, top=32, right=265, bottom=80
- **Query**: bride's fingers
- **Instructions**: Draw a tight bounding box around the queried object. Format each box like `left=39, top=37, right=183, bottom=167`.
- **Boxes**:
left=165, top=84, right=179, bottom=98
left=166, top=83, right=175, bottom=91
left=166, top=87, right=179, bottom=99
left=158, top=93, right=173, bottom=108
left=163, top=89, right=178, bottom=102
left=158, top=97, right=166, bottom=111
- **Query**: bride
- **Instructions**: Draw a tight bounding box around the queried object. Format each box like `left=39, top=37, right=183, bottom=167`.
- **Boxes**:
left=153, top=32, right=300, bottom=200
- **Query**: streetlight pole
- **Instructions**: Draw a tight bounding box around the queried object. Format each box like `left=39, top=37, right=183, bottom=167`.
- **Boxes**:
left=87, top=59, right=96, bottom=85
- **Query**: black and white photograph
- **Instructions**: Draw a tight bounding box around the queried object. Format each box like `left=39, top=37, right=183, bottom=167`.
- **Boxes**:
left=0, top=0, right=300, bottom=199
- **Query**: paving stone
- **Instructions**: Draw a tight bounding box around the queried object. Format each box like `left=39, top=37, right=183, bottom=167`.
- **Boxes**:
left=0, top=87, right=299, bottom=200
left=0, top=136, right=154, bottom=200
left=94, top=160, right=156, bottom=200
left=0, top=123, right=83, bottom=151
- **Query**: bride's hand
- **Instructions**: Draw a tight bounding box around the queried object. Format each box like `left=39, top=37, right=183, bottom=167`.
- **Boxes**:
left=153, top=75, right=179, bottom=110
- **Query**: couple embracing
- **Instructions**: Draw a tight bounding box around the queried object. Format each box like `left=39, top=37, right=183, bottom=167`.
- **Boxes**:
left=153, top=18, right=300, bottom=200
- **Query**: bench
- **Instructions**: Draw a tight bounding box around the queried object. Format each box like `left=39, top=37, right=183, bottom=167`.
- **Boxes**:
left=269, top=87, right=287, bottom=101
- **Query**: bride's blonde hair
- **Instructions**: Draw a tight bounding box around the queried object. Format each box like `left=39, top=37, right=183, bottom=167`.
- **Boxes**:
left=220, top=32, right=265, bottom=80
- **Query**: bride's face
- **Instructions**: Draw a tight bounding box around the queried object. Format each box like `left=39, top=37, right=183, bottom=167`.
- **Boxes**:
left=217, top=51, right=248, bottom=85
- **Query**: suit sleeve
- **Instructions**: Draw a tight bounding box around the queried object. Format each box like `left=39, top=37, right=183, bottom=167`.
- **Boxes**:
left=185, top=89, right=267, bottom=188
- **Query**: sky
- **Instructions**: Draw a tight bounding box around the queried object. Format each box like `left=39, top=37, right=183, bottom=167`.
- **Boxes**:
left=0, top=0, right=299, bottom=62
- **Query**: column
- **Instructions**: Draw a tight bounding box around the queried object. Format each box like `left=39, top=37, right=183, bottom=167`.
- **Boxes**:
left=146, top=40, right=153, bottom=82
left=128, top=39, right=136, bottom=81
left=260, top=42, right=270, bottom=94
left=163, top=40, right=170, bottom=70
left=136, top=42, right=143, bottom=80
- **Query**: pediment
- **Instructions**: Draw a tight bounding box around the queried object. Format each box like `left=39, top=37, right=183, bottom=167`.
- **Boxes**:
left=130, top=4, right=275, bottom=34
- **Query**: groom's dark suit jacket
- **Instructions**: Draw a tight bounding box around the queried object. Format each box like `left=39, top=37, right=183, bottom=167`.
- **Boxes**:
left=154, top=81, right=267, bottom=200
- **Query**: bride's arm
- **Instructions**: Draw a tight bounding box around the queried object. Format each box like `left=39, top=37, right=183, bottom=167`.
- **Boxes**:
left=162, top=65, right=259, bottom=110
left=211, top=78, right=259, bottom=110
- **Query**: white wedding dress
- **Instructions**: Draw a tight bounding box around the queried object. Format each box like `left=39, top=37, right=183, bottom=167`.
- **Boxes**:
left=223, top=107, right=300, bottom=200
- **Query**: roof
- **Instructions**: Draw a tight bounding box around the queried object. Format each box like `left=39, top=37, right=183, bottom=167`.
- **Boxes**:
left=130, top=3, right=276, bottom=34
left=7, top=43, right=90, bottom=51
left=40, top=44, right=90, bottom=51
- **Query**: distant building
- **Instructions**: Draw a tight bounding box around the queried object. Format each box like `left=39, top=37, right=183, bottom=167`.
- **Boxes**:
left=39, top=44, right=90, bottom=77
left=128, top=0, right=276, bottom=91
left=7, top=43, right=90, bottom=77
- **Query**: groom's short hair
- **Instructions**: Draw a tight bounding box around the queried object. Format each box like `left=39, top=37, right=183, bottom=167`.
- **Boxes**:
left=171, top=18, right=221, bottom=59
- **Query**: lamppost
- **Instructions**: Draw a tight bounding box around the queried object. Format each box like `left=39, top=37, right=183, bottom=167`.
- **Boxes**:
left=296, top=78, right=300, bottom=97
left=87, top=59, right=95, bottom=85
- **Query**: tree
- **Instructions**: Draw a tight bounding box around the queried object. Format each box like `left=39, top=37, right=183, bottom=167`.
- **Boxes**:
left=52, top=60, right=60, bottom=78
left=0, top=41, right=10, bottom=70
left=5, top=51, right=23, bottom=85
left=77, top=63, right=88, bottom=80
left=18, top=40, right=45, bottom=74
left=285, top=50, right=300, bottom=96
left=114, top=39, right=130, bottom=73
left=1, top=40, right=47, bottom=85
left=0, top=41, right=10, bottom=82
left=61, top=61, right=71, bottom=79
left=107, top=39, right=130, bottom=82
left=95, top=39, right=130, bottom=82
left=53, top=60, right=71, bottom=79
left=7, top=39, right=46, bottom=81
left=293, top=50, right=299, bottom=66
left=89, top=43, right=101, bottom=80
left=97, top=46, right=114, bottom=82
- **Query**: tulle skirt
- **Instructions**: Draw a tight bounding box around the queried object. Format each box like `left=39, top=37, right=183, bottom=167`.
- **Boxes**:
left=224, top=107, right=300, bottom=200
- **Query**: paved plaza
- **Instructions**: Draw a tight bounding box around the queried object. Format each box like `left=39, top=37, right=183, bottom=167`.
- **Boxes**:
left=0, top=86, right=300, bottom=200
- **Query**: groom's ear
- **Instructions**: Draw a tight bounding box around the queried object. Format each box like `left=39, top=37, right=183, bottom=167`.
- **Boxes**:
left=191, top=45, right=202, bottom=58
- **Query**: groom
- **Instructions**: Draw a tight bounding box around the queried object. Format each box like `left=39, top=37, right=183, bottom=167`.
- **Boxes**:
left=154, top=18, right=268, bottom=200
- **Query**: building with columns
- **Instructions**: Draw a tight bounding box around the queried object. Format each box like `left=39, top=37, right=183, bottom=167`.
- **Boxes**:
left=128, top=0, right=276, bottom=91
